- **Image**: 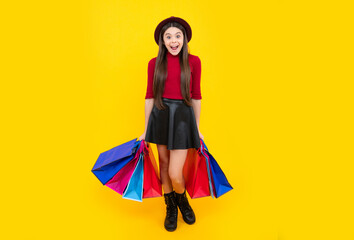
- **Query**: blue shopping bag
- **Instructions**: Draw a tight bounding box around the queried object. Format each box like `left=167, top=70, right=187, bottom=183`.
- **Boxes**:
left=207, top=152, right=233, bottom=198
left=201, top=139, right=233, bottom=198
left=122, top=153, right=144, bottom=202
left=92, top=138, right=140, bottom=184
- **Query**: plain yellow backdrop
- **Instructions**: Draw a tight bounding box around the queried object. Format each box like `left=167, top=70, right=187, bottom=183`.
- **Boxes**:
left=1, top=0, right=353, bottom=239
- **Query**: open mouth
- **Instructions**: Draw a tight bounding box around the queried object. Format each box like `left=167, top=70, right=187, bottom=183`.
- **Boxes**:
left=171, top=46, right=179, bottom=51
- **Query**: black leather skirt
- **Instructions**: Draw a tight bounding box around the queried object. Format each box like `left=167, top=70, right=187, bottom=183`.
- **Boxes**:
left=145, top=98, right=201, bottom=150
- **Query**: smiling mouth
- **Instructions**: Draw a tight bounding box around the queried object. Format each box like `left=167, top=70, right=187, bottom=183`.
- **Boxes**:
left=171, top=46, right=179, bottom=50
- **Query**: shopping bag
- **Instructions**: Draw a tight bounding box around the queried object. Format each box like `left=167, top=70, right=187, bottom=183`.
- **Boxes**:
left=205, top=150, right=233, bottom=198
left=183, top=148, right=211, bottom=198
left=147, top=143, right=159, bottom=176
left=122, top=153, right=144, bottom=202
left=201, top=139, right=233, bottom=198
left=105, top=154, right=139, bottom=195
left=92, top=139, right=162, bottom=201
left=199, top=143, right=216, bottom=198
left=143, top=150, right=162, bottom=198
left=92, top=138, right=140, bottom=184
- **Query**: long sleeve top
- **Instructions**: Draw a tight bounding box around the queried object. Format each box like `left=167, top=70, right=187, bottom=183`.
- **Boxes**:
left=145, top=51, right=202, bottom=100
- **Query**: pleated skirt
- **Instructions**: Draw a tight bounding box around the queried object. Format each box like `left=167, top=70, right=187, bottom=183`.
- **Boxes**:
left=145, top=98, right=201, bottom=150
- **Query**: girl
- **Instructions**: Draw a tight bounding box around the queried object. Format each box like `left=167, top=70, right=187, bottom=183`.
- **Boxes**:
left=139, top=16, right=203, bottom=232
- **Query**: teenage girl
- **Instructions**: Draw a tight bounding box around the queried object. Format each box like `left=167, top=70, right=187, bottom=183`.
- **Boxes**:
left=138, top=16, right=203, bottom=232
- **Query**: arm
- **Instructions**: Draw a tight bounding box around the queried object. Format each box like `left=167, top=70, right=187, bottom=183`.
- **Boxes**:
left=191, top=99, right=204, bottom=140
left=140, top=58, right=155, bottom=140
left=139, top=98, right=154, bottom=141
left=191, top=56, right=203, bottom=140
left=144, top=98, right=155, bottom=132
left=191, top=99, right=201, bottom=130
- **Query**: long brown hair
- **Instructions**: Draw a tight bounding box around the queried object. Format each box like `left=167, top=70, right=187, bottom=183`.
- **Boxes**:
left=153, top=22, right=192, bottom=110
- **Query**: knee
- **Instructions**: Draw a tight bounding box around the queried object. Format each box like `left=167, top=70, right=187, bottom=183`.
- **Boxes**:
left=159, top=158, right=169, bottom=172
left=168, top=169, right=183, bottom=185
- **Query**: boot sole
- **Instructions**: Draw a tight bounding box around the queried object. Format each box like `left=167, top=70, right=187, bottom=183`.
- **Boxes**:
left=183, top=218, right=196, bottom=225
left=165, top=226, right=177, bottom=232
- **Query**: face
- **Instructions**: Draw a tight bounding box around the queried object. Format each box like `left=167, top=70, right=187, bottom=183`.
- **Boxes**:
left=163, top=27, right=184, bottom=56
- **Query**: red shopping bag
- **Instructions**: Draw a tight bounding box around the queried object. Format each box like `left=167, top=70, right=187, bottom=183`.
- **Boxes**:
left=183, top=148, right=211, bottom=199
left=143, top=144, right=162, bottom=198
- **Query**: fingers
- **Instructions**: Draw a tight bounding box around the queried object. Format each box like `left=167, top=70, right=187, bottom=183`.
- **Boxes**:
left=198, top=130, right=204, bottom=140
left=138, top=134, right=146, bottom=141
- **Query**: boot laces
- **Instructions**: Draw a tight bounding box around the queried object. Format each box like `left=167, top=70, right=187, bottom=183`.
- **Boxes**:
left=177, top=193, right=192, bottom=211
left=167, top=205, right=177, bottom=216
left=165, top=194, right=177, bottom=216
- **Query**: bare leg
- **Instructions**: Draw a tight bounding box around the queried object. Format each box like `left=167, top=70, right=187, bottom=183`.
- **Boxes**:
left=169, top=149, right=188, bottom=194
left=156, top=144, right=173, bottom=193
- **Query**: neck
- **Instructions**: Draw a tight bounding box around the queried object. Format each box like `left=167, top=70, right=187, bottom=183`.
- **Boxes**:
left=167, top=50, right=180, bottom=58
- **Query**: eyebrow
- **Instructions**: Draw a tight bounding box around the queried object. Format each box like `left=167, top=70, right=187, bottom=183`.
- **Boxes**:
left=165, top=32, right=182, bottom=36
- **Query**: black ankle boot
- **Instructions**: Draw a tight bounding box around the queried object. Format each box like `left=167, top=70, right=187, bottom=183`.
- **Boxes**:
left=175, top=189, right=196, bottom=224
left=163, top=191, right=178, bottom=231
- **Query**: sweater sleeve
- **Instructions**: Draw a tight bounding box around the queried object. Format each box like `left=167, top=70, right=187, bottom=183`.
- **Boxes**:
left=145, top=59, right=155, bottom=99
left=191, top=56, right=202, bottom=99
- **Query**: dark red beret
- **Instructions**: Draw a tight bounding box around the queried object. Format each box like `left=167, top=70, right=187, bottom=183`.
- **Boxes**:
left=154, top=16, right=192, bottom=45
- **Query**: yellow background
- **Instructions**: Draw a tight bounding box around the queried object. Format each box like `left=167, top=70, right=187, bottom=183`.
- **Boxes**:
left=1, top=0, right=353, bottom=239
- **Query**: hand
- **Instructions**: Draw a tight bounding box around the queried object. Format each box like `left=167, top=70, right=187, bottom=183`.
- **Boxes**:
left=138, top=131, right=146, bottom=141
left=198, top=130, right=204, bottom=140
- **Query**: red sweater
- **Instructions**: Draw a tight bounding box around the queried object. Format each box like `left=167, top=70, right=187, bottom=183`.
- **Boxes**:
left=145, top=51, right=202, bottom=100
